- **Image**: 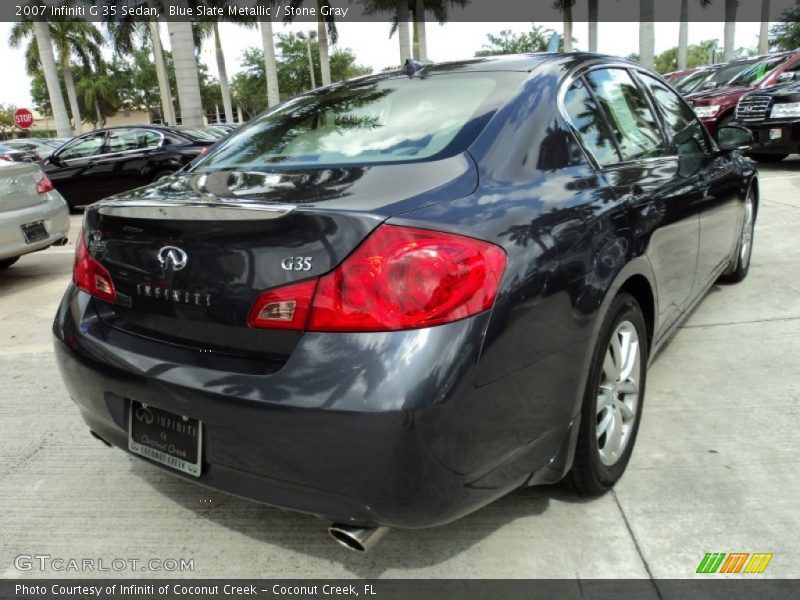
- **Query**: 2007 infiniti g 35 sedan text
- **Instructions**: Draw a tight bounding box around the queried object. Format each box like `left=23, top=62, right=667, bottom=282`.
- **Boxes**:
left=54, top=54, right=758, bottom=552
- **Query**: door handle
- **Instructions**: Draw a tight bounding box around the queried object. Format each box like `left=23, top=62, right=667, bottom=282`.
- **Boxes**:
left=628, top=184, right=652, bottom=208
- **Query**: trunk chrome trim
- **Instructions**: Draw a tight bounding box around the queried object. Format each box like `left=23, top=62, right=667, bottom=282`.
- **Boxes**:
left=96, top=202, right=295, bottom=221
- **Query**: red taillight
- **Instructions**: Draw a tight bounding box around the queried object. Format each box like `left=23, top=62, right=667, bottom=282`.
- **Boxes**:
left=248, top=225, right=506, bottom=332
left=73, top=230, right=117, bottom=303
left=248, top=279, right=317, bottom=330
left=0, top=155, right=12, bottom=162
left=35, top=174, right=54, bottom=194
left=198, top=147, right=209, bottom=155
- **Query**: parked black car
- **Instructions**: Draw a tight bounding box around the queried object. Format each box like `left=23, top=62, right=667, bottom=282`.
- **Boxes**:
left=42, top=125, right=214, bottom=209
left=735, top=81, right=800, bottom=161
left=54, top=54, right=758, bottom=552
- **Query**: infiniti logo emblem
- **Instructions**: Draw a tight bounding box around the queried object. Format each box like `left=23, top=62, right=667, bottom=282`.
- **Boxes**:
left=157, top=246, right=188, bottom=272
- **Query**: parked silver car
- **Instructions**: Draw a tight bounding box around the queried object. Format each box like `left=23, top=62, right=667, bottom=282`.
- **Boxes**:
left=0, top=161, right=70, bottom=269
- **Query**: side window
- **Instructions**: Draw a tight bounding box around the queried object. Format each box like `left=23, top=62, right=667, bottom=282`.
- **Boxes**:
left=586, top=68, right=665, bottom=162
left=106, top=129, right=162, bottom=153
left=564, top=78, right=621, bottom=167
left=639, top=73, right=709, bottom=156
left=58, top=133, right=106, bottom=160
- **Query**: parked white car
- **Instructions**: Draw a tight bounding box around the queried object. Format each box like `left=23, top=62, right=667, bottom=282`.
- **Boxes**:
left=0, top=161, right=70, bottom=269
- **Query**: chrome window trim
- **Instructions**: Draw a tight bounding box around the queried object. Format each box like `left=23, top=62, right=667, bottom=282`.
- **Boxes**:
left=58, top=129, right=166, bottom=163
left=557, top=62, right=683, bottom=171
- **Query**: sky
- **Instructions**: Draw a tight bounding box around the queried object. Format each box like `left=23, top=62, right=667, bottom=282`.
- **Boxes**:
left=0, top=20, right=765, bottom=109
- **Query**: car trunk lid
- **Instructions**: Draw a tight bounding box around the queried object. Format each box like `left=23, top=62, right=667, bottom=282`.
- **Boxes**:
left=0, top=163, right=48, bottom=213
left=84, top=157, right=476, bottom=360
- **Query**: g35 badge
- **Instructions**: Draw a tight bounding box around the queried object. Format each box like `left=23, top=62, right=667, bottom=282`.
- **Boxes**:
left=281, top=256, right=313, bottom=271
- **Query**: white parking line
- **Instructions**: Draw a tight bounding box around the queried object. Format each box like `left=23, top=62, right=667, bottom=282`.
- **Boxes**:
left=759, top=174, right=800, bottom=180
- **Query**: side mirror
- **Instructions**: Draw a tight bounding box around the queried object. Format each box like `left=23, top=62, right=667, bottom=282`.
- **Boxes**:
left=716, top=124, right=754, bottom=152
left=777, top=71, right=796, bottom=83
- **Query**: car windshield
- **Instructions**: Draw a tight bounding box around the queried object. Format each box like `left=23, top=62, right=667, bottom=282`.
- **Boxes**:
left=699, top=60, right=759, bottom=89
left=728, top=55, right=791, bottom=86
left=190, top=72, right=523, bottom=170
left=675, top=69, right=715, bottom=93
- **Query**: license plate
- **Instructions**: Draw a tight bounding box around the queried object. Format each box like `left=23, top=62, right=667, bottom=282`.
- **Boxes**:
left=769, top=128, right=783, bottom=140
left=20, top=220, right=48, bottom=244
left=129, top=401, right=202, bottom=477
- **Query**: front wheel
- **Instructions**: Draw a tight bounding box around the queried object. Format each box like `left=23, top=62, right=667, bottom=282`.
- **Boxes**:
left=719, top=190, right=756, bottom=284
left=568, top=293, right=648, bottom=496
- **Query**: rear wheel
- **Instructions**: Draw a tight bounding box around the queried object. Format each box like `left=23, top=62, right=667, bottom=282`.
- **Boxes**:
left=720, top=189, right=756, bottom=284
left=0, top=256, right=20, bottom=270
left=748, top=153, right=788, bottom=163
left=568, top=293, right=647, bottom=496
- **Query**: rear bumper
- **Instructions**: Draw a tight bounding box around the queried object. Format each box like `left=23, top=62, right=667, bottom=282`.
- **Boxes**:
left=0, top=192, right=70, bottom=261
left=740, top=120, right=800, bottom=154
left=53, top=286, right=573, bottom=528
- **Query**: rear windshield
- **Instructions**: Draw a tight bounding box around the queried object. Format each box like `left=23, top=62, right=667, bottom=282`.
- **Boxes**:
left=189, top=72, right=524, bottom=170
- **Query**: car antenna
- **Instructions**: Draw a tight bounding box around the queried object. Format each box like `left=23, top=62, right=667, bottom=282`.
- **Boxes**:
left=403, top=59, right=424, bottom=77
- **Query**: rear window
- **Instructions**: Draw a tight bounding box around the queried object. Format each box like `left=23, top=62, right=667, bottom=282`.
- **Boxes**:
left=190, top=72, right=524, bottom=170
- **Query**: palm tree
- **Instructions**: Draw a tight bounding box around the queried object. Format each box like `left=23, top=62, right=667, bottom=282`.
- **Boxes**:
left=396, top=0, right=412, bottom=62
left=167, top=20, right=204, bottom=126
left=554, top=1, right=575, bottom=52
left=678, top=0, right=712, bottom=68
left=723, top=0, right=738, bottom=60
left=407, top=0, right=469, bottom=62
left=588, top=0, right=598, bottom=52
left=29, top=22, right=71, bottom=137
left=77, top=72, right=114, bottom=127
left=105, top=20, right=176, bottom=125
left=758, top=0, right=771, bottom=54
left=10, top=21, right=103, bottom=135
left=639, top=0, right=655, bottom=68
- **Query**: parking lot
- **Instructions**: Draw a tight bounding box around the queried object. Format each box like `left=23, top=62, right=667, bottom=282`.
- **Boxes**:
left=1, top=159, right=798, bottom=579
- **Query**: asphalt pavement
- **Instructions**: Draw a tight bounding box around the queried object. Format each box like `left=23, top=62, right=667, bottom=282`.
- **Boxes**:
left=1, top=159, right=798, bottom=579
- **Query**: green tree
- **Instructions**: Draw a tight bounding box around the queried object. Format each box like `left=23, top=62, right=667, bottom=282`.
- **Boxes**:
left=474, top=25, right=556, bottom=56
left=654, top=40, right=718, bottom=74
left=76, top=71, right=117, bottom=127
left=105, top=19, right=176, bottom=125
left=769, top=7, right=800, bottom=51
left=9, top=21, right=104, bottom=135
left=0, top=104, right=17, bottom=139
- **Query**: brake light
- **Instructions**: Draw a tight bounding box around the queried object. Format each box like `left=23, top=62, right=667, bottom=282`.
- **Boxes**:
left=0, top=155, right=12, bottom=162
left=35, top=174, right=54, bottom=194
left=248, top=225, right=506, bottom=332
left=198, top=147, right=209, bottom=155
left=73, top=230, right=117, bottom=303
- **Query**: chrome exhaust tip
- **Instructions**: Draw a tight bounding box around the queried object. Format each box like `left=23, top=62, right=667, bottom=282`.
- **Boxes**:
left=328, top=524, right=389, bottom=553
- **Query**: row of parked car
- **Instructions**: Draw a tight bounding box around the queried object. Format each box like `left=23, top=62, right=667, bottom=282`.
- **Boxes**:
left=0, top=122, right=238, bottom=269
left=1, top=123, right=237, bottom=205
left=665, top=49, right=800, bottom=162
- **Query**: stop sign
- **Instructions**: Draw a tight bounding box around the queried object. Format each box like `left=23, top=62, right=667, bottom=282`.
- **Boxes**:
left=14, top=108, right=34, bottom=129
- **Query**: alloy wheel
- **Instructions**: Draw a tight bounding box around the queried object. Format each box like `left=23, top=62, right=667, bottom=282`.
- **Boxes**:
left=596, top=320, right=641, bottom=466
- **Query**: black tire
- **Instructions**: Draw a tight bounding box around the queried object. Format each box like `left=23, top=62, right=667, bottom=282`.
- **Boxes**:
left=720, top=189, right=756, bottom=284
left=568, top=293, right=648, bottom=496
left=150, top=170, right=176, bottom=182
left=0, top=256, right=20, bottom=269
left=747, top=153, right=788, bottom=163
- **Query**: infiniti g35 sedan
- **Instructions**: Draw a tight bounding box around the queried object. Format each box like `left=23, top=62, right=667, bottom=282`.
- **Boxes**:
left=53, top=54, right=758, bottom=552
